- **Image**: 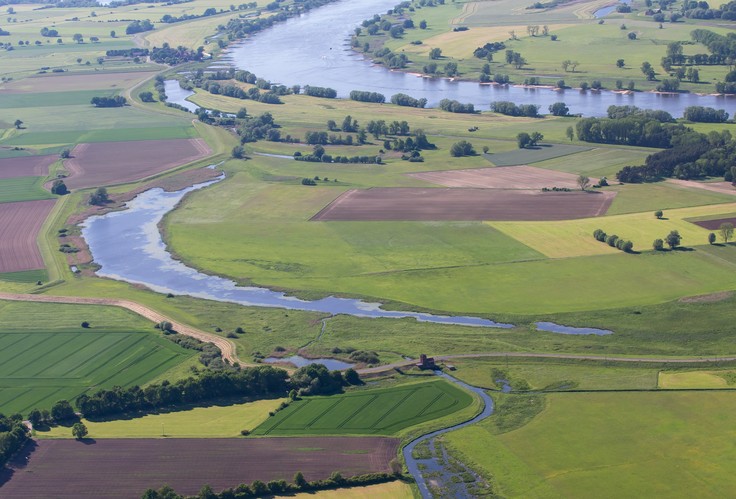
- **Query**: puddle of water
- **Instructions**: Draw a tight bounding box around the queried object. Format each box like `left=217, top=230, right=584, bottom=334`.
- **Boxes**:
left=535, top=321, right=613, bottom=335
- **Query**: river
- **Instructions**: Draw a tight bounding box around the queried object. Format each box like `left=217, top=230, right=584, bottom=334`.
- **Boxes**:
left=221, top=0, right=736, bottom=117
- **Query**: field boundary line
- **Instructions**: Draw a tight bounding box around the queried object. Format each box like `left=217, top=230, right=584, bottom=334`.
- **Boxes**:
left=0, top=293, right=243, bottom=366
left=305, top=399, right=343, bottom=429
left=368, top=389, right=415, bottom=430
left=260, top=399, right=312, bottom=434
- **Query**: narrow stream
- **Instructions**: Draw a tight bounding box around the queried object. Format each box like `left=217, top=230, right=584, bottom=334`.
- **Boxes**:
left=403, top=372, right=496, bottom=498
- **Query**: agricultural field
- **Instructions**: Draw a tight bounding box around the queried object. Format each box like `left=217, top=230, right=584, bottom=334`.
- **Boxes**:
left=0, top=300, right=193, bottom=415
left=63, top=138, right=211, bottom=189
left=0, top=154, right=56, bottom=178
left=38, top=399, right=286, bottom=438
left=253, top=379, right=474, bottom=436
left=409, top=164, right=597, bottom=189
left=1, top=437, right=400, bottom=497
left=0, top=199, right=56, bottom=272
left=0, top=176, right=54, bottom=203
left=313, top=187, right=614, bottom=221
left=445, top=392, right=736, bottom=498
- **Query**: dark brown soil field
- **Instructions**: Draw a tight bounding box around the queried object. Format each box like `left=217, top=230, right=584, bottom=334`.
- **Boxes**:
left=312, top=188, right=615, bottom=221
left=693, top=217, right=736, bottom=230
left=408, top=165, right=595, bottom=190
left=63, top=139, right=211, bottom=189
left=0, top=155, right=56, bottom=179
left=0, top=199, right=56, bottom=272
left=0, top=437, right=399, bottom=498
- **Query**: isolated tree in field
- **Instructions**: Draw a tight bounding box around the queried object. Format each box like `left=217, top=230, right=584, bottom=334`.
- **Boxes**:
left=419, top=20, right=427, bottom=29
left=708, top=233, right=716, bottom=245
left=231, top=145, right=245, bottom=159
left=450, top=140, right=475, bottom=157
left=720, top=222, right=734, bottom=243
left=139, top=91, right=154, bottom=102
left=110, top=30, right=116, bottom=38
left=89, top=187, right=109, bottom=206
left=429, top=47, right=441, bottom=59
left=577, top=175, right=591, bottom=191
left=72, top=33, right=83, bottom=43
left=530, top=131, right=543, bottom=146
left=653, top=238, right=664, bottom=251
left=51, top=179, right=68, bottom=195
left=60, top=148, right=71, bottom=159
left=665, top=230, right=682, bottom=249
left=13, top=119, right=22, bottom=129
left=561, top=59, right=571, bottom=72
left=72, top=422, right=88, bottom=440
left=517, top=132, right=532, bottom=149
left=566, top=126, right=574, bottom=141
left=616, top=58, right=625, bottom=68
left=654, top=210, right=663, bottom=219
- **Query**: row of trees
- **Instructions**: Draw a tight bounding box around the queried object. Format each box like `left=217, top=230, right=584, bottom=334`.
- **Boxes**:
left=349, top=90, right=385, bottom=103
left=491, top=101, right=540, bottom=117
left=90, top=96, right=127, bottom=108
left=592, top=229, right=634, bottom=253
left=74, top=363, right=356, bottom=419
left=0, top=414, right=30, bottom=468
left=438, top=98, right=475, bottom=113
left=142, top=471, right=399, bottom=499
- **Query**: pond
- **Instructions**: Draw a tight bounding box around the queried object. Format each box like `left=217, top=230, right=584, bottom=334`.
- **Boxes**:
left=222, top=0, right=736, bottom=117
left=163, top=80, right=199, bottom=113
left=262, top=355, right=355, bottom=370
left=81, top=175, right=514, bottom=328
left=536, top=321, right=613, bottom=335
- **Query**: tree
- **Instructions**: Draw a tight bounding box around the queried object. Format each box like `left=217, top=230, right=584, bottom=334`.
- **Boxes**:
left=429, top=47, right=441, bottom=59
left=665, top=230, right=682, bottom=249
left=628, top=31, right=637, bottom=40
left=231, top=146, right=245, bottom=159
left=450, top=140, right=475, bottom=157
left=13, top=119, right=22, bottom=129
left=616, top=59, right=625, bottom=68
left=294, top=472, right=308, bottom=489
left=344, top=368, right=361, bottom=385
left=577, top=175, right=591, bottom=191
left=72, top=422, right=88, bottom=440
left=517, top=132, right=532, bottom=149
left=654, top=210, right=663, bottom=219
left=60, top=148, right=71, bottom=159
left=51, top=179, right=68, bottom=195
left=89, top=187, right=109, bottom=206
left=419, top=20, right=427, bottom=29
left=110, top=30, right=116, bottom=38
left=139, top=91, right=154, bottom=102
left=51, top=400, right=75, bottom=422
left=566, top=126, right=574, bottom=141
left=72, top=33, right=83, bottom=44
left=708, top=232, right=716, bottom=245
left=530, top=131, right=543, bottom=146
left=561, top=59, right=571, bottom=72
left=28, top=409, right=43, bottom=428
left=653, top=238, right=664, bottom=251
left=719, top=222, right=734, bottom=243
left=548, top=102, right=569, bottom=116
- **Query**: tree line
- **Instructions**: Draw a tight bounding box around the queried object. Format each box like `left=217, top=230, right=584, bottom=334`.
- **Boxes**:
left=0, top=414, right=30, bottom=469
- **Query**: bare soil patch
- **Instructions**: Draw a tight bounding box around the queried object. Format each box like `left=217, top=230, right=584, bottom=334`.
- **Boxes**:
left=0, top=199, right=56, bottom=272
left=667, top=179, right=736, bottom=196
left=63, top=139, right=211, bottom=190
left=408, top=165, right=594, bottom=190
left=0, top=71, right=158, bottom=93
left=1, top=437, right=399, bottom=498
left=312, top=188, right=615, bottom=221
left=0, top=155, right=56, bottom=179
left=679, top=291, right=733, bottom=303
left=693, top=216, right=736, bottom=230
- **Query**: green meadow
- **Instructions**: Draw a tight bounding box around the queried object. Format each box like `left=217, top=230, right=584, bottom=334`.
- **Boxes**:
left=0, top=176, right=54, bottom=202
left=445, top=391, right=736, bottom=498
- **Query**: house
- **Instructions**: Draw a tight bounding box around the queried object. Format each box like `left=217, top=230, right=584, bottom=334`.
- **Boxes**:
left=416, top=354, right=437, bottom=370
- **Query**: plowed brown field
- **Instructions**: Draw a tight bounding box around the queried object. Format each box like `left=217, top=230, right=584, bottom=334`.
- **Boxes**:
left=0, top=155, right=56, bottom=179
left=0, top=199, right=55, bottom=272
left=312, top=188, right=615, bottom=221
left=0, top=437, right=399, bottom=498
left=693, top=217, right=736, bottom=230
left=63, top=139, right=211, bottom=189
left=408, top=165, right=595, bottom=190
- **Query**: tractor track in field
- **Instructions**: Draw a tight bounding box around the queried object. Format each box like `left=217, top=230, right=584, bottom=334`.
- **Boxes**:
left=0, top=292, right=244, bottom=366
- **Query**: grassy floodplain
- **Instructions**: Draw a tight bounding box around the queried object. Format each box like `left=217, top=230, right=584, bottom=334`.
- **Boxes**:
left=445, top=391, right=736, bottom=498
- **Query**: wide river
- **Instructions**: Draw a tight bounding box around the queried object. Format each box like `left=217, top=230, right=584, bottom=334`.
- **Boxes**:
left=224, top=0, right=736, bottom=117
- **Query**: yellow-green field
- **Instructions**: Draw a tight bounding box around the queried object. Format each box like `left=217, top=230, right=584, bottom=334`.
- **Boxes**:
left=37, top=398, right=285, bottom=438
left=658, top=370, right=736, bottom=389
left=293, top=481, right=414, bottom=498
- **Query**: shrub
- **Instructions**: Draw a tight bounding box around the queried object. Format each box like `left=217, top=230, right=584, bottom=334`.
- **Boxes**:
left=653, top=238, right=664, bottom=251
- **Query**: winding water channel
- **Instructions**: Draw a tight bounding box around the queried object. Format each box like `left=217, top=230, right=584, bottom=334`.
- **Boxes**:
left=403, top=372, right=495, bottom=498
left=221, top=0, right=736, bottom=117
left=81, top=176, right=512, bottom=328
